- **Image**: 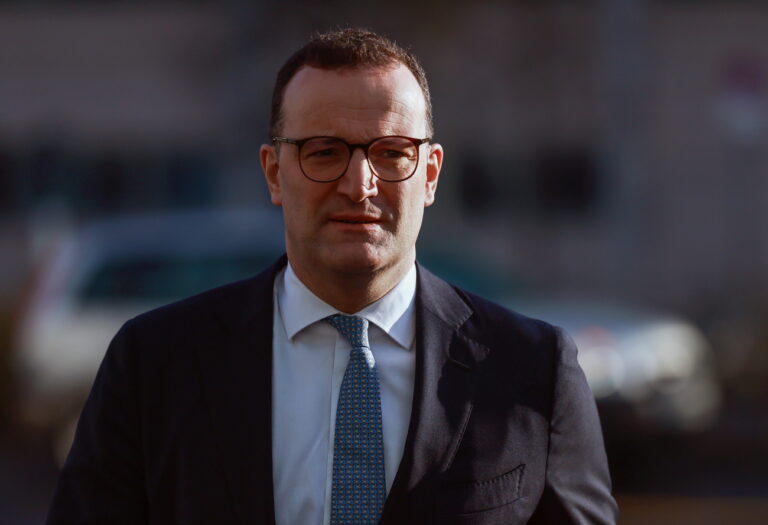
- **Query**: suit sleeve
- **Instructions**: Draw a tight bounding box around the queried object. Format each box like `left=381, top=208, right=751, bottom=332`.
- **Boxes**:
left=529, top=327, right=619, bottom=525
left=47, top=320, right=148, bottom=525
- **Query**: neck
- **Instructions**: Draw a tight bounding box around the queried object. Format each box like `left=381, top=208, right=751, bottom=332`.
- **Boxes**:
left=289, top=257, right=414, bottom=314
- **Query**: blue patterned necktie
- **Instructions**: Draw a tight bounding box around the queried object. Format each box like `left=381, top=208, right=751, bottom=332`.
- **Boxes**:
left=326, top=314, right=386, bottom=525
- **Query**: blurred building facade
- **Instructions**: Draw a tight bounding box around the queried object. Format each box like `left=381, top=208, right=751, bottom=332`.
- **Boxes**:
left=1, top=0, right=768, bottom=332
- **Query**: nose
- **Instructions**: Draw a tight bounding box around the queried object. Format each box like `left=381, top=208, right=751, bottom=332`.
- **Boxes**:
left=336, top=147, right=378, bottom=202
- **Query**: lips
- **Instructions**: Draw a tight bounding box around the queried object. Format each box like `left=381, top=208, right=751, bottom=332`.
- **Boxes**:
left=328, top=215, right=381, bottom=224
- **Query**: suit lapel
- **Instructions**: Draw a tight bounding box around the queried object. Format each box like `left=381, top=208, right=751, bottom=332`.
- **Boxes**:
left=381, top=264, right=490, bottom=521
left=196, top=257, right=286, bottom=525
left=195, top=258, right=487, bottom=523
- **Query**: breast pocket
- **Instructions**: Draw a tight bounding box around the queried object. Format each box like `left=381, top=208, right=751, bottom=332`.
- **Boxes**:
left=438, top=463, right=525, bottom=515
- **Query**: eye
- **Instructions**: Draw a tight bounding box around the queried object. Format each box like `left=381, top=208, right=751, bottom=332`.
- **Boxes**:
left=308, top=148, right=339, bottom=158
left=370, top=138, right=417, bottom=162
left=380, top=148, right=410, bottom=159
left=301, top=139, right=346, bottom=161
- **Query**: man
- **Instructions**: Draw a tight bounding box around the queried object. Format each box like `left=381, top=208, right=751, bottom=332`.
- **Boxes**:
left=48, top=28, right=617, bottom=524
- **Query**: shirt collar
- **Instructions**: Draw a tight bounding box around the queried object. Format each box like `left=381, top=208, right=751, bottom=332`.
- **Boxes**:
left=279, top=262, right=417, bottom=350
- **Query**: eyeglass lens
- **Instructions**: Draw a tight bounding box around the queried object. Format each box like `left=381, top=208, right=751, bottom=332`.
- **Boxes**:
left=299, top=137, right=418, bottom=181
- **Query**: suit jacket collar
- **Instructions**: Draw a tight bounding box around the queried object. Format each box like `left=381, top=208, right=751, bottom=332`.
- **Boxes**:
left=197, top=256, right=489, bottom=524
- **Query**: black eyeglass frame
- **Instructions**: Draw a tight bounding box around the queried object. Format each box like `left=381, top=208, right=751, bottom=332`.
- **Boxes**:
left=271, top=135, right=432, bottom=183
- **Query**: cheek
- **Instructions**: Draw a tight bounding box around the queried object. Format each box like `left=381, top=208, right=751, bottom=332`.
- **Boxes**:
left=280, top=172, right=312, bottom=208
left=282, top=179, right=330, bottom=229
left=391, top=187, right=427, bottom=232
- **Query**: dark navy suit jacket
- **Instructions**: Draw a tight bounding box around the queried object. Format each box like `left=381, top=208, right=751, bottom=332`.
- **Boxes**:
left=48, top=257, right=617, bottom=524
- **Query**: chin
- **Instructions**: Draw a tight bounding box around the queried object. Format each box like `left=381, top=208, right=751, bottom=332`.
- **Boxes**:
left=322, top=244, right=390, bottom=274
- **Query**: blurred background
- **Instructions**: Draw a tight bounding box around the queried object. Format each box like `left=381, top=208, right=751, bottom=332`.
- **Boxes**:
left=1, top=0, right=768, bottom=523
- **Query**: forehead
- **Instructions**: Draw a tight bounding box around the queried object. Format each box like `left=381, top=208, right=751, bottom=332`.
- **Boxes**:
left=280, top=64, right=428, bottom=139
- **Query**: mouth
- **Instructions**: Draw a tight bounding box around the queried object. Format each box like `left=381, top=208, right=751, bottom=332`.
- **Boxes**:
left=329, top=215, right=381, bottom=224
left=326, top=215, right=384, bottom=234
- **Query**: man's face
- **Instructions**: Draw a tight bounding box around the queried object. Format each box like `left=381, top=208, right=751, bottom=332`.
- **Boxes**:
left=261, top=64, right=442, bottom=281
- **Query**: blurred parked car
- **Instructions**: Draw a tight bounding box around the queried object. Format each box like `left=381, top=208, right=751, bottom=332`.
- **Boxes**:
left=12, top=210, right=722, bottom=464
left=424, top=253, right=723, bottom=437
left=502, top=297, right=722, bottom=436
left=11, top=209, right=285, bottom=462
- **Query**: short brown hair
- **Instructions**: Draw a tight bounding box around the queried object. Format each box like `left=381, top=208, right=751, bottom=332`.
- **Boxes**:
left=269, top=28, right=433, bottom=138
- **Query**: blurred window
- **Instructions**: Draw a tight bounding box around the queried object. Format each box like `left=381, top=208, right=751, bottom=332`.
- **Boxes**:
left=533, top=147, right=599, bottom=214
left=3, top=145, right=221, bottom=218
left=0, top=147, right=17, bottom=214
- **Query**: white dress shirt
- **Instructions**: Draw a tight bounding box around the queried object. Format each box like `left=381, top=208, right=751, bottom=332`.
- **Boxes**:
left=271, top=262, right=417, bottom=525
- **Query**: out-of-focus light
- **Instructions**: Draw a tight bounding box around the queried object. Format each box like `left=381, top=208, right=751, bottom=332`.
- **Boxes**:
left=574, top=326, right=625, bottom=399
left=646, top=322, right=707, bottom=393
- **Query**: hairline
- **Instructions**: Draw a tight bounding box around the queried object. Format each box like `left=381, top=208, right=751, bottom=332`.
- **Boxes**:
left=273, top=61, right=434, bottom=139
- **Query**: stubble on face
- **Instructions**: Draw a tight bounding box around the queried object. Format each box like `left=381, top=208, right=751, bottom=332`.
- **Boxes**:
left=263, top=64, right=441, bottom=311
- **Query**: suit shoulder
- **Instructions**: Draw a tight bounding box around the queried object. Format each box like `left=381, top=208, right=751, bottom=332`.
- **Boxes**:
left=127, top=276, right=255, bottom=330
left=454, top=285, right=560, bottom=348
left=123, top=258, right=282, bottom=344
left=415, top=262, right=562, bottom=353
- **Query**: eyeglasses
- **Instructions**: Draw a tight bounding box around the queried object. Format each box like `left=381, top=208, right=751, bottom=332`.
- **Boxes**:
left=272, top=135, right=431, bottom=183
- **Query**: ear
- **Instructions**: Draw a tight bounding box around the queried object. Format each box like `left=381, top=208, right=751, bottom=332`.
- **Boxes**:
left=260, top=143, right=282, bottom=206
left=423, top=142, right=443, bottom=207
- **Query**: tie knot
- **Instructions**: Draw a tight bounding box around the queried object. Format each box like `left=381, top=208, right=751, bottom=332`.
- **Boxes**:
left=326, top=314, right=370, bottom=349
